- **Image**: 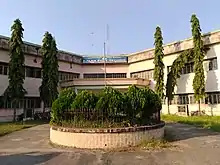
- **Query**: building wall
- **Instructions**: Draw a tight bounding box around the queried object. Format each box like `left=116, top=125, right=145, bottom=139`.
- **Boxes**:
left=0, top=31, right=220, bottom=121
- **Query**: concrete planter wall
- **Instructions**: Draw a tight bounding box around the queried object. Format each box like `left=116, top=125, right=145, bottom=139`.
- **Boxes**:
left=50, top=122, right=165, bottom=149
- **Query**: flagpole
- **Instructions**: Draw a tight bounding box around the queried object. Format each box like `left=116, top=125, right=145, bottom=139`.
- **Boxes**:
left=104, top=24, right=109, bottom=87
left=104, top=42, right=106, bottom=86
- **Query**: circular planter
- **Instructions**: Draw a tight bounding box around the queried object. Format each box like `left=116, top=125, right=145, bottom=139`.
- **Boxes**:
left=50, top=122, right=165, bottom=149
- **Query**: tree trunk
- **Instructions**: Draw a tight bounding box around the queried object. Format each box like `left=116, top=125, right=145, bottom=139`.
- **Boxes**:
left=167, top=99, right=170, bottom=115
left=43, top=102, right=45, bottom=113
left=13, top=107, right=16, bottom=122
left=198, top=99, right=201, bottom=115
left=13, top=99, right=17, bottom=122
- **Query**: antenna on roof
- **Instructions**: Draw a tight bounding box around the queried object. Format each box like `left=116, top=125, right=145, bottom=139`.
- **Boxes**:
left=106, top=24, right=110, bottom=56
left=89, top=32, right=94, bottom=55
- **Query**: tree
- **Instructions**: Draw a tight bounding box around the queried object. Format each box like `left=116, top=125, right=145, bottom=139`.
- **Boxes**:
left=153, top=26, right=165, bottom=100
left=48, top=38, right=59, bottom=104
left=191, top=14, right=205, bottom=113
left=39, top=32, right=52, bottom=110
left=40, top=32, right=59, bottom=111
left=4, top=19, right=26, bottom=121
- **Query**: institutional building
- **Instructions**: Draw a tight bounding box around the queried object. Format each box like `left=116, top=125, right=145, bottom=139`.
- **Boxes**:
left=0, top=30, right=220, bottom=121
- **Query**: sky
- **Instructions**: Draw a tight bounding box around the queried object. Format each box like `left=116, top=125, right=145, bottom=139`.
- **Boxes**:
left=0, top=0, right=219, bottom=56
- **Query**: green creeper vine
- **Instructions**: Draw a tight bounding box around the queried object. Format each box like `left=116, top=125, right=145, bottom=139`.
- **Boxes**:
left=166, top=47, right=209, bottom=104
left=165, top=49, right=194, bottom=103
left=166, top=14, right=207, bottom=110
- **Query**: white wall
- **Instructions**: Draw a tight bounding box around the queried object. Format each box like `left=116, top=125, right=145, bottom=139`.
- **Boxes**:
left=129, top=44, right=220, bottom=94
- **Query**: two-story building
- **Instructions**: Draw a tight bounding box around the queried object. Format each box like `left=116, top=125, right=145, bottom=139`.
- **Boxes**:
left=0, top=30, right=220, bottom=121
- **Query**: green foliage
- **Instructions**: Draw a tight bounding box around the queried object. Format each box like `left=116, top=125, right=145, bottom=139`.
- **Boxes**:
left=51, top=86, right=162, bottom=128
left=3, top=19, right=27, bottom=121
left=125, top=85, right=162, bottom=123
left=191, top=14, right=205, bottom=102
left=51, top=88, right=76, bottom=123
left=39, top=32, right=52, bottom=107
left=40, top=32, right=59, bottom=107
left=165, top=49, right=194, bottom=102
left=162, top=115, right=220, bottom=132
left=153, top=26, right=165, bottom=99
left=4, top=19, right=26, bottom=101
left=48, top=38, right=59, bottom=103
left=96, top=87, right=124, bottom=116
left=71, top=90, right=98, bottom=109
left=141, top=87, right=162, bottom=118
left=124, top=85, right=144, bottom=119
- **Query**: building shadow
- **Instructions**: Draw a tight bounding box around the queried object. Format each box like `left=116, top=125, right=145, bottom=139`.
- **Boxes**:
left=0, top=152, right=60, bottom=165
left=164, top=122, right=220, bottom=142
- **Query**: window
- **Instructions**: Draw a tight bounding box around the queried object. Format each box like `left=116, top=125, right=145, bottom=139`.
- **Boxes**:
left=25, top=66, right=42, bottom=78
left=0, top=62, right=8, bottom=75
left=167, top=66, right=171, bottom=73
left=177, top=95, right=189, bottom=105
left=204, top=58, right=218, bottom=71
left=205, top=92, right=220, bottom=104
left=1, top=97, right=41, bottom=109
left=208, top=58, right=218, bottom=71
left=59, top=71, right=79, bottom=81
left=130, top=69, right=154, bottom=79
left=181, top=63, right=194, bottom=75
left=178, top=105, right=186, bottom=112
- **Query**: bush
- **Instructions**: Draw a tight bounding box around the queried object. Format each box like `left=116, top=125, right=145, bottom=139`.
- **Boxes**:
left=71, top=90, right=98, bottom=121
left=140, top=87, right=162, bottom=120
left=124, top=85, right=162, bottom=124
left=71, top=90, right=98, bottom=109
left=51, top=88, right=76, bottom=123
left=50, top=85, right=162, bottom=128
left=96, top=87, right=124, bottom=118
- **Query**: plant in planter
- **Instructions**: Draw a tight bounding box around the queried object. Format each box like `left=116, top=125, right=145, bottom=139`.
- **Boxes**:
left=51, top=88, right=76, bottom=124
left=96, top=87, right=124, bottom=122
left=71, top=90, right=98, bottom=121
left=141, top=87, right=162, bottom=123
left=125, top=85, right=162, bottom=125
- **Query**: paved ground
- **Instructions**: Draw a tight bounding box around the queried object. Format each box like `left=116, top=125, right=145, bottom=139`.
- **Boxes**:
left=0, top=123, right=220, bottom=165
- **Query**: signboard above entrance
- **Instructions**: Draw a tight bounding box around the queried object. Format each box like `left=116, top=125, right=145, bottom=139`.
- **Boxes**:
left=83, top=56, right=128, bottom=64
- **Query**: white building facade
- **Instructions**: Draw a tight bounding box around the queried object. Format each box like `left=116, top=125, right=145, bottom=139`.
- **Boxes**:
left=0, top=30, right=220, bottom=121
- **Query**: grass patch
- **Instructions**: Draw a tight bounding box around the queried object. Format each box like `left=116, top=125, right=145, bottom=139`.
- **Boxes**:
left=137, top=139, right=171, bottom=150
left=0, top=120, right=48, bottom=137
left=162, top=114, right=220, bottom=132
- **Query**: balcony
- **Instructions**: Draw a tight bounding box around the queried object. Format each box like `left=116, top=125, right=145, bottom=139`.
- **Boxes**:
left=60, top=78, right=150, bottom=91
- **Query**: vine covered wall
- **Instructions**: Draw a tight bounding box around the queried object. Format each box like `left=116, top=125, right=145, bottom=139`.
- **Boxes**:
left=165, top=47, right=209, bottom=103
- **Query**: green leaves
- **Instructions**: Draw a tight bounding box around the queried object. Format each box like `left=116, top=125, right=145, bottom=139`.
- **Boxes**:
left=153, top=26, right=165, bottom=100
left=125, top=85, right=162, bottom=123
left=39, top=32, right=59, bottom=107
left=4, top=19, right=26, bottom=102
left=72, top=90, right=98, bottom=109
left=96, top=87, right=124, bottom=116
left=191, top=14, right=205, bottom=102
left=51, top=85, right=162, bottom=126
left=166, top=14, right=206, bottom=106
left=51, top=88, right=76, bottom=122
left=165, top=49, right=194, bottom=102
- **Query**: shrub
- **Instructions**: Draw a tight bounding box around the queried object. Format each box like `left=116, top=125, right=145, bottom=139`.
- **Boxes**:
left=96, top=87, right=124, bottom=118
left=141, top=87, right=162, bottom=119
left=51, top=88, right=76, bottom=123
left=71, top=90, right=98, bottom=121
left=124, top=85, right=142, bottom=122
left=125, top=85, right=162, bottom=124
left=51, top=85, right=162, bottom=127
left=71, top=90, right=98, bottom=109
